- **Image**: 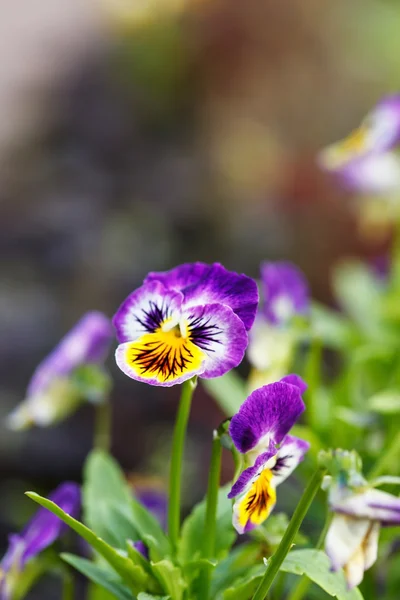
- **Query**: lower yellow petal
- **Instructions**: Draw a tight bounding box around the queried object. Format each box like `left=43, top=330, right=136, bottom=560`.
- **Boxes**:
left=124, top=328, right=205, bottom=384
left=237, top=468, right=277, bottom=530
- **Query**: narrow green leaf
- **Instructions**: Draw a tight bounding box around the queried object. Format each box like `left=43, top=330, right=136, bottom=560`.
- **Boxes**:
left=202, top=371, right=246, bottom=416
left=178, top=485, right=236, bottom=564
left=137, top=594, right=170, bottom=600
left=151, top=560, right=186, bottom=600
left=281, top=549, right=364, bottom=599
left=26, top=492, right=147, bottom=595
left=210, top=543, right=261, bottom=598
left=368, top=389, right=400, bottom=414
left=83, top=450, right=137, bottom=547
left=61, top=554, right=133, bottom=600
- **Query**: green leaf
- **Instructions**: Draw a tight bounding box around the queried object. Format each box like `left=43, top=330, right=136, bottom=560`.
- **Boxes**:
left=72, top=365, right=112, bottom=404
left=178, top=485, right=236, bottom=564
left=368, top=389, right=400, bottom=414
left=281, top=549, right=364, bottom=599
left=222, top=565, right=264, bottom=600
left=250, top=513, right=308, bottom=550
left=83, top=450, right=137, bottom=547
left=202, top=371, right=246, bottom=416
left=137, top=594, right=170, bottom=600
left=61, top=554, right=133, bottom=600
left=126, top=543, right=164, bottom=594
left=26, top=492, right=147, bottom=595
left=131, top=498, right=171, bottom=560
left=210, top=543, right=261, bottom=598
left=151, top=560, right=186, bottom=600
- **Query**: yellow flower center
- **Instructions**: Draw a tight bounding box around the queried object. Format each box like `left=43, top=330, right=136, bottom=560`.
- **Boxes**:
left=123, top=319, right=205, bottom=383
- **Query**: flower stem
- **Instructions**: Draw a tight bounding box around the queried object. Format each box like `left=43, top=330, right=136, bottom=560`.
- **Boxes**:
left=94, top=398, right=112, bottom=452
left=286, top=510, right=333, bottom=600
left=197, top=432, right=223, bottom=598
left=252, top=468, right=326, bottom=600
left=168, top=377, right=197, bottom=552
left=62, top=569, right=75, bottom=600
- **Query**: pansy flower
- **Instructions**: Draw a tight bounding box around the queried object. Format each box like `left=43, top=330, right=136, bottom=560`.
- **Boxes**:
left=113, top=262, right=258, bottom=387
left=0, top=483, right=80, bottom=599
left=325, top=483, right=400, bottom=588
left=228, top=375, right=309, bottom=534
left=247, top=262, right=309, bottom=387
left=6, top=312, right=113, bottom=430
left=318, top=95, right=400, bottom=197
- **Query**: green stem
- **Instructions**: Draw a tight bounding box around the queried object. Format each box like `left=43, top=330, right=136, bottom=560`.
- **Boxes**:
left=168, top=378, right=197, bottom=552
left=286, top=511, right=333, bottom=600
left=94, top=398, right=112, bottom=451
left=368, top=431, right=400, bottom=479
left=252, top=468, right=326, bottom=600
left=197, top=432, right=223, bottom=599
left=62, top=569, right=75, bottom=600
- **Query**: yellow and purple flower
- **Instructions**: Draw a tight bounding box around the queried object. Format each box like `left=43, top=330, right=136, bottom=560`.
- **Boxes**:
left=113, top=262, right=258, bottom=387
left=247, top=262, right=309, bottom=386
left=0, top=483, right=80, bottom=599
left=325, top=483, right=400, bottom=589
left=6, top=312, right=113, bottom=430
left=228, top=375, right=309, bottom=534
left=318, top=95, right=400, bottom=196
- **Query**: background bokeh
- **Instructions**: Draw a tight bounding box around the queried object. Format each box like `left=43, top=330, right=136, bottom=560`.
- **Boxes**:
left=1, top=0, right=399, bottom=596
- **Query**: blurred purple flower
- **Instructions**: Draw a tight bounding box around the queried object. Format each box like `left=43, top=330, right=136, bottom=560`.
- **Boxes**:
left=318, top=95, right=400, bottom=196
left=0, top=483, right=80, bottom=600
left=130, top=482, right=167, bottom=558
left=6, top=312, right=113, bottom=430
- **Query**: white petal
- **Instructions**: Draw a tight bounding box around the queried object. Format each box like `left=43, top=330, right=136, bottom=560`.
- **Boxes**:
left=344, top=545, right=365, bottom=589
left=247, top=318, right=293, bottom=372
left=325, top=514, right=370, bottom=572
left=363, top=522, right=380, bottom=571
left=271, top=435, right=310, bottom=486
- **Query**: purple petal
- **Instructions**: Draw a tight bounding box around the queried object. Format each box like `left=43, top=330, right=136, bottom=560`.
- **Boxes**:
left=228, top=444, right=276, bottom=499
left=340, top=152, right=400, bottom=195
left=136, top=488, right=167, bottom=531
left=182, top=303, right=248, bottom=379
left=279, top=374, right=308, bottom=394
left=131, top=540, right=149, bottom=560
left=261, top=262, right=309, bottom=326
left=229, top=381, right=305, bottom=454
left=145, top=262, right=213, bottom=291
left=113, top=281, right=184, bottom=343
left=28, top=313, right=113, bottom=398
left=332, top=488, right=400, bottom=525
left=1, top=483, right=80, bottom=575
left=272, top=435, right=310, bottom=486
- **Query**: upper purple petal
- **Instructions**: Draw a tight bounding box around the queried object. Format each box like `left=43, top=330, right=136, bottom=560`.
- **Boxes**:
left=145, top=262, right=258, bottom=331
left=1, top=482, right=80, bottom=575
left=261, top=262, right=309, bottom=326
left=229, top=381, right=306, bottom=454
left=113, top=281, right=184, bottom=343
left=331, top=488, right=400, bottom=525
left=279, top=374, right=308, bottom=394
left=28, top=312, right=113, bottom=397
left=228, top=444, right=276, bottom=499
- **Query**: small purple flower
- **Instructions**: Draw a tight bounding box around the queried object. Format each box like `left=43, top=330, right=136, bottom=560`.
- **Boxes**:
left=0, top=483, right=80, bottom=599
left=228, top=376, right=309, bottom=534
left=318, top=95, right=400, bottom=196
left=113, top=262, right=258, bottom=387
left=6, top=312, right=113, bottom=430
left=261, top=262, right=310, bottom=326
left=325, top=484, right=400, bottom=589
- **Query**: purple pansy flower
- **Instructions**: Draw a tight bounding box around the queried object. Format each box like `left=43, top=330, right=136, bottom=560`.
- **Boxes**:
left=325, top=483, right=400, bottom=589
left=0, top=483, right=80, bottom=599
left=261, top=262, right=310, bottom=326
left=6, top=312, right=113, bottom=430
left=318, top=95, right=400, bottom=196
left=113, top=262, right=258, bottom=387
left=228, top=376, right=310, bottom=534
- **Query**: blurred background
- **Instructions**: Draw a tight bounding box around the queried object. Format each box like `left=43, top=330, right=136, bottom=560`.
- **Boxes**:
left=1, top=0, right=400, bottom=595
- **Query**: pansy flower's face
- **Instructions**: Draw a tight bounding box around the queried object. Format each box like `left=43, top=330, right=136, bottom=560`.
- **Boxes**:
left=113, top=263, right=258, bottom=387
left=228, top=377, right=309, bottom=534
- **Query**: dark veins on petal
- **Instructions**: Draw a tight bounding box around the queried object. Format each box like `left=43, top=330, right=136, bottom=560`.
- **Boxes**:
left=135, top=300, right=172, bottom=332
left=188, top=315, right=222, bottom=351
left=129, top=340, right=195, bottom=380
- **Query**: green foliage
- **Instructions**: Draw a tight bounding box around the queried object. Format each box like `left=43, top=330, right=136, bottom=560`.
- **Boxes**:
left=202, top=371, right=247, bottom=416
left=281, top=549, right=364, bottom=599
left=61, top=554, right=133, bottom=600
